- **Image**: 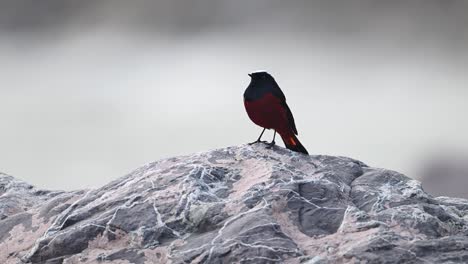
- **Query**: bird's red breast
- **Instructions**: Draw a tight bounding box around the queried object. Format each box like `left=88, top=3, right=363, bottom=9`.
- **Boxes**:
left=244, top=92, right=292, bottom=136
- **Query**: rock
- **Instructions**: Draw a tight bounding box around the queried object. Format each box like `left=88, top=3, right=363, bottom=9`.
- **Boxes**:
left=1, top=144, right=467, bottom=264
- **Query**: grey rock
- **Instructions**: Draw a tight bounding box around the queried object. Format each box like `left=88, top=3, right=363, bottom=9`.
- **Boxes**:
left=1, top=145, right=467, bottom=264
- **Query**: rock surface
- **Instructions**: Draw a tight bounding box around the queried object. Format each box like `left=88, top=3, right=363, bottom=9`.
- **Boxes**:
left=1, top=144, right=468, bottom=264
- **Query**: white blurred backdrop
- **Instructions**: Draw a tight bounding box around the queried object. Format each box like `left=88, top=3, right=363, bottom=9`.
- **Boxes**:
left=0, top=0, right=467, bottom=197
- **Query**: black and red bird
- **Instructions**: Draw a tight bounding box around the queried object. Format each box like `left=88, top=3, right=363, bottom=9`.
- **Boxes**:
left=244, top=71, right=308, bottom=154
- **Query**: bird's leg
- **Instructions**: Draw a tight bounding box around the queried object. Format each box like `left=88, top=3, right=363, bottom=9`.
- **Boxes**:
left=248, top=128, right=267, bottom=145
left=266, top=130, right=276, bottom=148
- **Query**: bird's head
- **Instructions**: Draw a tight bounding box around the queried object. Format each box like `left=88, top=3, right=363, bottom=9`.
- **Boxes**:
left=244, top=70, right=279, bottom=100
left=249, top=71, right=278, bottom=89
left=248, top=71, right=275, bottom=82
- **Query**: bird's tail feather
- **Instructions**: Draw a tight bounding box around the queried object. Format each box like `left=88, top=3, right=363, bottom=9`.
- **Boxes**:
left=282, top=134, right=309, bottom=155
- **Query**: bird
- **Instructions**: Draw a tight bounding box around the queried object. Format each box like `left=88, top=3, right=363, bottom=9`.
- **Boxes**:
left=243, top=71, right=308, bottom=154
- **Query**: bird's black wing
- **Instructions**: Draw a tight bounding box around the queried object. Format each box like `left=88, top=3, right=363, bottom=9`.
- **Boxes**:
left=272, top=85, right=298, bottom=135
left=283, top=102, right=298, bottom=135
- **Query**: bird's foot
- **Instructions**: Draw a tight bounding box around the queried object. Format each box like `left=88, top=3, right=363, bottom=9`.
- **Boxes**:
left=248, top=140, right=268, bottom=145
left=265, top=141, right=276, bottom=149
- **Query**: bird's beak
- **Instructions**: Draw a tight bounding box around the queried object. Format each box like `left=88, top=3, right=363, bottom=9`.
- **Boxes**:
left=248, top=73, right=252, bottom=77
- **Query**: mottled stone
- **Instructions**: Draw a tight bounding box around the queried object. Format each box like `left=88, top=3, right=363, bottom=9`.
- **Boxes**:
left=0, top=213, right=32, bottom=241
left=0, top=145, right=467, bottom=263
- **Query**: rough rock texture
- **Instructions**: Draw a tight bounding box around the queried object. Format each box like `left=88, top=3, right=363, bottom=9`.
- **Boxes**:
left=1, top=144, right=468, bottom=264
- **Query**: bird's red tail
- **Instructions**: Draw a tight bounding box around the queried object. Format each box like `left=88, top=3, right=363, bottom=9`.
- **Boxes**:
left=281, top=134, right=309, bottom=155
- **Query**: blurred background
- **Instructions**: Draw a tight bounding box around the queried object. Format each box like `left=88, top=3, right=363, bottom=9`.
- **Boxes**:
left=0, top=0, right=467, bottom=197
